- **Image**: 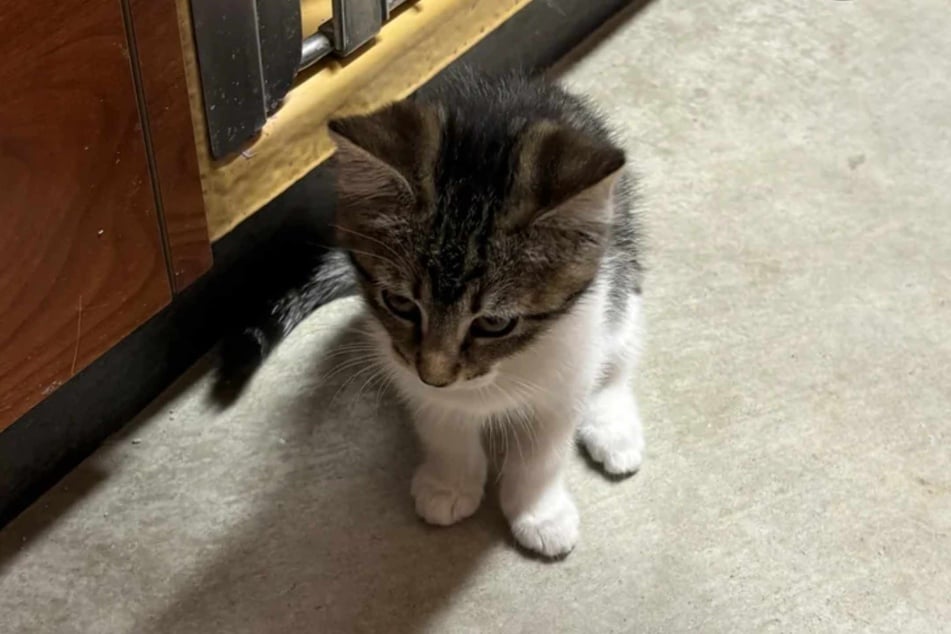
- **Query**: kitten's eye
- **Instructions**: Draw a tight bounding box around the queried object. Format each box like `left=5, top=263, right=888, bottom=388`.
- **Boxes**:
left=471, top=315, right=518, bottom=338
left=381, top=290, right=419, bottom=321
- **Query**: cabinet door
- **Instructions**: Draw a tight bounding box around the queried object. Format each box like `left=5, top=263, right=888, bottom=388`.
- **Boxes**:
left=0, top=0, right=172, bottom=429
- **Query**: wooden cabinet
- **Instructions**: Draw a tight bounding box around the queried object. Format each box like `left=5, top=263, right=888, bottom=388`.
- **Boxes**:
left=0, top=0, right=209, bottom=430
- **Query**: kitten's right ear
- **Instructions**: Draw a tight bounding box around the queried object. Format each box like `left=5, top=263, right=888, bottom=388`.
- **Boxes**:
left=329, top=101, right=441, bottom=237
left=329, top=126, right=414, bottom=228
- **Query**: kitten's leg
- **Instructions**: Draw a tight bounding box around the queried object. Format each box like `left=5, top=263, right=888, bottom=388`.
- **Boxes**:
left=578, top=361, right=644, bottom=476
left=500, top=409, right=579, bottom=558
left=411, top=413, right=487, bottom=526
left=579, top=295, right=645, bottom=476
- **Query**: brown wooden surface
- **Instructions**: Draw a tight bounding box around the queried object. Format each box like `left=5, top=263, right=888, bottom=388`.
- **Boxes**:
left=0, top=0, right=172, bottom=430
left=128, top=0, right=212, bottom=290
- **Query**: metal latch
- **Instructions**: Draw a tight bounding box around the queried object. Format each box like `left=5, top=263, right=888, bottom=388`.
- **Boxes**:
left=301, top=0, right=408, bottom=71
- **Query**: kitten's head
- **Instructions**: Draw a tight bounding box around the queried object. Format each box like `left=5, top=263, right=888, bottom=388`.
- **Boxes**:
left=329, top=94, right=624, bottom=389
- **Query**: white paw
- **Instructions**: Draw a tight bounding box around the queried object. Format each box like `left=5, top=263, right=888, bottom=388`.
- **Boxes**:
left=411, top=464, right=483, bottom=526
left=509, top=489, right=579, bottom=558
left=579, top=389, right=645, bottom=476
left=579, top=423, right=644, bottom=475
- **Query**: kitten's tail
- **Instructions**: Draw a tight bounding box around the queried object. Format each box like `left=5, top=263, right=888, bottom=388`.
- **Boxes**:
left=216, top=248, right=356, bottom=400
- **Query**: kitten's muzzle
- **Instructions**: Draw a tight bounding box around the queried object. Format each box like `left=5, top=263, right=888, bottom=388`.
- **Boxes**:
left=419, top=374, right=454, bottom=388
left=416, top=350, right=458, bottom=388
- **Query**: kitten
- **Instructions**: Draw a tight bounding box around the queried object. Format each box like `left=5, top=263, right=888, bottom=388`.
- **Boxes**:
left=327, top=71, right=645, bottom=558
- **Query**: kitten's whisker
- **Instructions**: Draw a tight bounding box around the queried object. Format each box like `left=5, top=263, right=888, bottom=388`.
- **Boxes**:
left=320, top=342, right=380, bottom=356
left=319, top=357, right=375, bottom=382
left=508, top=376, right=550, bottom=399
left=354, top=366, right=385, bottom=406
left=509, top=412, right=525, bottom=463
left=498, top=417, right=510, bottom=475
left=488, top=419, right=503, bottom=480
left=520, top=408, right=539, bottom=456
left=372, top=368, right=397, bottom=412
left=333, top=225, right=415, bottom=272
left=308, top=239, right=404, bottom=273
left=487, top=407, right=512, bottom=472
left=342, top=246, right=407, bottom=274
left=319, top=354, right=374, bottom=369
left=522, top=376, right=552, bottom=398
left=514, top=407, right=536, bottom=461
left=489, top=383, right=525, bottom=464
left=494, top=379, right=540, bottom=460
left=329, top=363, right=378, bottom=406
left=320, top=358, right=376, bottom=381
left=308, top=238, right=409, bottom=274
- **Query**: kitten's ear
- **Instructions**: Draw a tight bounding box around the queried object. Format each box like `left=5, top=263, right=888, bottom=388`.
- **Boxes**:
left=329, top=105, right=413, bottom=222
left=328, top=126, right=414, bottom=231
left=508, top=120, right=625, bottom=228
left=329, top=99, right=442, bottom=203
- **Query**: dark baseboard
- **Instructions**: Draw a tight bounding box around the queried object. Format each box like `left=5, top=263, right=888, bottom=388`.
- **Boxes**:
left=0, top=0, right=643, bottom=527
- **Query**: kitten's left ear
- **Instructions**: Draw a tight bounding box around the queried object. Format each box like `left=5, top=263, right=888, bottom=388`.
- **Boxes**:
left=508, top=120, right=626, bottom=228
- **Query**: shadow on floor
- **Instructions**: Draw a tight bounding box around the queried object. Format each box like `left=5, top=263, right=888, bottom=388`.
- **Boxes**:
left=145, top=316, right=507, bottom=633
left=0, top=366, right=211, bottom=575
left=0, top=465, right=107, bottom=576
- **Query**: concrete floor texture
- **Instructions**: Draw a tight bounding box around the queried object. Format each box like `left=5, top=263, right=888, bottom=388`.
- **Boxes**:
left=2, top=1, right=950, bottom=632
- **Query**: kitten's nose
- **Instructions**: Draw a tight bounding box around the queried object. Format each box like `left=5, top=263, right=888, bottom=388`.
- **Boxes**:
left=417, top=351, right=457, bottom=388
left=419, top=374, right=453, bottom=388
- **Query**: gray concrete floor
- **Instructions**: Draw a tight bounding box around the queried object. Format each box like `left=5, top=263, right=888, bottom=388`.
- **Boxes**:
left=3, top=1, right=950, bottom=632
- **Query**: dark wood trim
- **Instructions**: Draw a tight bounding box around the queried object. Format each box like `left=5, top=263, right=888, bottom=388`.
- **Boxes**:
left=126, top=0, right=213, bottom=291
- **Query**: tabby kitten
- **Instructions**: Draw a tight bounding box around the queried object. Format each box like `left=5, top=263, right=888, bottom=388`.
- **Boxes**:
left=328, top=72, right=645, bottom=558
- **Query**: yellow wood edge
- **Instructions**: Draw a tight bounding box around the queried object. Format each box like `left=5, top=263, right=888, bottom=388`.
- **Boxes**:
left=174, top=0, right=533, bottom=241
left=301, top=0, right=333, bottom=35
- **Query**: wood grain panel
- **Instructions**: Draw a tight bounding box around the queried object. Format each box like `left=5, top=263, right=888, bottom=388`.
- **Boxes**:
left=128, top=0, right=212, bottom=290
left=0, top=0, right=172, bottom=429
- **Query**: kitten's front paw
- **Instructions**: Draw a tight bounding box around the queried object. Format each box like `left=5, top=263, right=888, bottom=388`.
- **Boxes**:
left=509, top=489, right=579, bottom=559
left=579, top=390, right=645, bottom=476
left=579, top=423, right=644, bottom=476
left=411, top=464, right=483, bottom=526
